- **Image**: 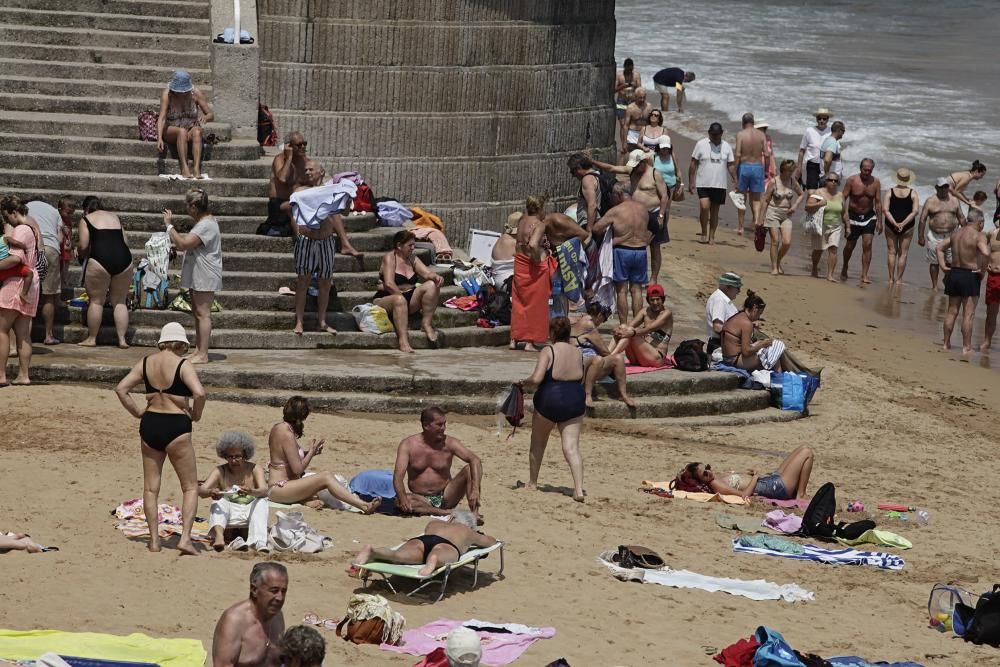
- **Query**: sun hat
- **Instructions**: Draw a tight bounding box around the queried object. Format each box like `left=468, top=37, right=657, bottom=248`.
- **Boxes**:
left=894, top=168, right=915, bottom=186
left=935, top=176, right=950, bottom=188
left=168, top=70, right=194, bottom=93
left=814, top=107, right=831, bottom=118
left=646, top=283, right=665, bottom=299
left=754, top=120, right=769, bottom=130
left=445, top=627, right=482, bottom=666
left=656, top=135, right=672, bottom=149
left=625, top=148, right=651, bottom=169
left=708, top=122, right=724, bottom=134
left=504, top=211, right=523, bottom=235
left=718, top=272, right=743, bottom=288
left=158, top=322, right=190, bottom=345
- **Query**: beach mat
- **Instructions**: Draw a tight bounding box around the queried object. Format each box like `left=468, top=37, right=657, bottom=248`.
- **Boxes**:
left=0, top=629, right=205, bottom=667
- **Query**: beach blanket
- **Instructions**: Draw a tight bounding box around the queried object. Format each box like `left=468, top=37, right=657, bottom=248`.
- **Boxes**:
left=639, top=485, right=749, bottom=505
left=597, top=552, right=813, bottom=603
left=411, top=226, right=452, bottom=255
left=510, top=253, right=555, bottom=343
left=381, top=619, right=555, bottom=666
left=290, top=179, right=357, bottom=228
left=551, top=237, right=586, bottom=309
left=0, top=629, right=206, bottom=667
left=626, top=357, right=676, bottom=374
left=732, top=537, right=905, bottom=570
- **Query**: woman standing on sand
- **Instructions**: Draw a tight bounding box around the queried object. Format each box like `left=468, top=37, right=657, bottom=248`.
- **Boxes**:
left=115, top=322, right=206, bottom=555
left=761, top=159, right=803, bottom=275
left=266, top=396, right=381, bottom=514
left=883, top=168, right=920, bottom=285
left=807, top=171, right=847, bottom=282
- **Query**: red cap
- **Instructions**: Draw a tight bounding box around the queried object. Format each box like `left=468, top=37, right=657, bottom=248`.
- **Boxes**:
left=646, top=284, right=665, bottom=299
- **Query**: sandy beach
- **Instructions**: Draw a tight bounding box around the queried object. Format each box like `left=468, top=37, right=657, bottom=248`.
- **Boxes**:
left=4, top=221, right=1000, bottom=666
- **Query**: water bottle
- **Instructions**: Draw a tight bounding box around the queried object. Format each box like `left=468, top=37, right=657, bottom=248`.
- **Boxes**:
left=916, top=509, right=930, bottom=525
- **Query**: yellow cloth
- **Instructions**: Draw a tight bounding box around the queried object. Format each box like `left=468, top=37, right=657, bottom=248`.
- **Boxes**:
left=640, top=481, right=749, bottom=506
left=0, top=629, right=206, bottom=667
left=410, top=206, right=444, bottom=231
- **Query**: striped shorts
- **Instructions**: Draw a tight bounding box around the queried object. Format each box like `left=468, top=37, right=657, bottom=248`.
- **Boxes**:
left=293, top=235, right=336, bottom=278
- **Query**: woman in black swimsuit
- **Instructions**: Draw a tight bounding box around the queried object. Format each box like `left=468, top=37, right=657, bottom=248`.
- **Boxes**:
left=115, top=322, right=206, bottom=555
left=882, top=168, right=920, bottom=286
left=373, top=230, right=444, bottom=353
left=76, top=195, right=133, bottom=348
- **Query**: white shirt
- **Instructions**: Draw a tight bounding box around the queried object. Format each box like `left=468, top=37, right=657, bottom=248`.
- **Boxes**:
left=26, top=200, right=61, bottom=250
left=705, top=288, right=738, bottom=338
left=692, top=138, right=734, bottom=190
left=800, top=125, right=831, bottom=164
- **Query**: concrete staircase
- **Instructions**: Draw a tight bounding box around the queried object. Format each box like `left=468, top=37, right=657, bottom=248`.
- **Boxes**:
left=6, top=0, right=507, bottom=350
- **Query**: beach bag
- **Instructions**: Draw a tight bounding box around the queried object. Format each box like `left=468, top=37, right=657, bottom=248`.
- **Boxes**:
left=353, top=182, right=374, bottom=213
left=257, top=103, right=277, bottom=146
left=335, top=593, right=405, bottom=646
left=753, top=627, right=804, bottom=667
left=137, top=110, right=158, bottom=141
left=955, top=585, right=1000, bottom=646
left=477, top=283, right=511, bottom=325
left=131, top=262, right=169, bottom=310
left=267, top=511, right=330, bottom=554
left=928, top=584, right=975, bottom=634
left=673, top=339, right=708, bottom=372
left=797, top=482, right=837, bottom=540
left=144, top=232, right=171, bottom=277
left=499, top=383, right=524, bottom=436
left=352, top=303, right=394, bottom=334
left=770, top=372, right=820, bottom=412
left=612, top=545, right=665, bottom=570
left=671, top=183, right=685, bottom=202
left=801, top=205, right=824, bottom=235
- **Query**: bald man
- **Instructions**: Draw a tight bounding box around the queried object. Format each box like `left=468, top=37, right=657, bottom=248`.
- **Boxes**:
left=265, top=132, right=311, bottom=234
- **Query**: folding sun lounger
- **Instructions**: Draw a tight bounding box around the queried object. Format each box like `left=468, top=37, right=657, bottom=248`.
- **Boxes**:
left=358, top=541, right=505, bottom=602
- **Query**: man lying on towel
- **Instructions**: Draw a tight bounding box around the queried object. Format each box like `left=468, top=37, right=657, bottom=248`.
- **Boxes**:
left=348, top=511, right=497, bottom=577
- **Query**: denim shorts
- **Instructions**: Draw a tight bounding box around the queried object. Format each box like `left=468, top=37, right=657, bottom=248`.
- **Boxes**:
left=754, top=472, right=790, bottom=500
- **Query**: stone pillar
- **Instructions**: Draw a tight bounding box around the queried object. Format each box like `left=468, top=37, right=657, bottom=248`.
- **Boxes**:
left=210, top=0, right=261, bottom=140
left=258, top=0, right=617, bottom=247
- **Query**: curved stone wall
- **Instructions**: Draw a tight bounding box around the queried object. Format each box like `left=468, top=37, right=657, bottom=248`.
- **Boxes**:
left=259, top=0, right=617, bottom=244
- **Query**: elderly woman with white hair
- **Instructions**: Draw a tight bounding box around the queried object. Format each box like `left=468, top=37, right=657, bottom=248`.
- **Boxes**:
left=198, top=430, right=270, bottom=552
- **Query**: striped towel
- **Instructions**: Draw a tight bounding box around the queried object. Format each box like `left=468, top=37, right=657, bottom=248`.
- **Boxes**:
left=732, top=537, right=905, bottom=570
left=757, top=339, right=786, bottom=370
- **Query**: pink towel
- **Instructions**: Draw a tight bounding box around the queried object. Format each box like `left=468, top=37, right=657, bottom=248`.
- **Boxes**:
left=626, top=356, right=676, bottom=374
left=382, top=619, right=555, bottom=666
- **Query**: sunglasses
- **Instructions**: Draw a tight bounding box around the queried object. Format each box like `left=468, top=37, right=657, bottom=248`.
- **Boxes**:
left=826, top=178, right=839, bottom=183
left=290, top=141, right=307, bottom=148
left=816, top=116, right=830, bottom=121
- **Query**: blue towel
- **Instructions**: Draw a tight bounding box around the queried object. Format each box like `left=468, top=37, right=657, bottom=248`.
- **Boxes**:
left=733, top=538, right=905, bottom=570
left=828, top=659, right=924, bottom=667
left=349, top=469, right=396, bottom=499
left=711, top=362, right=762, bottom=389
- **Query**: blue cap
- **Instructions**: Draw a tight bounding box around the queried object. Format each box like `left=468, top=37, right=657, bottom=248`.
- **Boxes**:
left=168, top=70, right=193, bottom=93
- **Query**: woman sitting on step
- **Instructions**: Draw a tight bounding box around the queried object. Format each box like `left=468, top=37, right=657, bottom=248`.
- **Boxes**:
left=266, top=396, right=381, bottom=514
left=157, top=69, right=214, bottom=180
left=372, top=230, right=444, bottom=353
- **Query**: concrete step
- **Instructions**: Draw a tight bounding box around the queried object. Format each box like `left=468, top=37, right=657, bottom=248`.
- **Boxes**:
left=120, top=248, right=421, bottom=273
left=3, top=0, right=211, bottom=20
left=0, top=24, right=206, bottom=53
left=0, top=42, right=208, bottom=69
left=1, top=74, right=209, bottom=101
left=0, top=8, right=209, bottom=36
left=117, top=212, right=378, bottom=234
left=0, top=92, right=164, bottom=117
left=0, top=58, right=211, bottom=84
left=0, top=133, right=259, bottom=162
left=0, top=111, right=234, bottom=143
left=620, top=409, right=803, bottom=429
left=2, top=169, right=267, bottom=199
left=125, top=230, right=397, bottom=255
left=2, top=151, right=271, bottom=179
left=33, top=323, right=509, bottom=350
left=5, top=187, right=265, bottom=216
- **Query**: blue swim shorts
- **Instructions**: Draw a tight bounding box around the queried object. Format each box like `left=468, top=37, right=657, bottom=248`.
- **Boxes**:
left=737, top=162, right=765, bottom=193
left=612, top=246, right=648, bottom=285
left=754, top=472, right=791, bottom=500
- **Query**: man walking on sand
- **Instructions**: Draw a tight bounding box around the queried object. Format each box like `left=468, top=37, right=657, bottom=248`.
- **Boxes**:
left=841, top=159, right=883, bottom=284
left=796, top=108, right=832, bottom=194
left=689, top=122, right=736, bottom=245
left=734, top=113, right=767, bottom=234
left=919, top=177, right=966, bottom=291
left=936, top=209, right=990, bottom=353
left=981, top=216, right=1000, bottom=352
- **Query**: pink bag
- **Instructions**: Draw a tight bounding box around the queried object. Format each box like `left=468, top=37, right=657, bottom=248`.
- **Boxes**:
left=138, top=110, right=158, bottom=142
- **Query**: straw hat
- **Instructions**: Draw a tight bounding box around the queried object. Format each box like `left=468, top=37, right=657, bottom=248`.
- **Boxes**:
left=813, top=107, right=831, bottom=118
left=158, top=322, right=190, bottom=345
left=894, top=168, right=915, bottom=186
left=754, top=120, right=769, bottom=130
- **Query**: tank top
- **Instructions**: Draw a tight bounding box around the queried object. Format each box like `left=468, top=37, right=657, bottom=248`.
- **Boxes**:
left=822, top=196, right=844, bottom=230
left=888, top=188, right=914, bottom=223
left=653, top=155, right=677, bottom=187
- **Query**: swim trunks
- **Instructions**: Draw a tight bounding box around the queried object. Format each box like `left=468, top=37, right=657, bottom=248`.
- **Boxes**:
left=944, top=267, right=982, bottom=298
left=986, top=271, right=1000, bottom=305
left=754, top=472, right=790, bottom=500
left=615, top=103, right=627, bottom=120
left=417, top=491, right=445, bottom=509
left=647, top=208, right=669, bottom=244
left=737, top=162, right=765, bottom=194
left=612, top=246, right=648, bottom=285
left=293, top=235, right=336, bottom=278
left=847, top=210, right=877, bottom=240
left=626, top=129, right=640, bottom=147
left=696, top=187, right=727, bottom=206
left=925, top=229, right=952, bottom=265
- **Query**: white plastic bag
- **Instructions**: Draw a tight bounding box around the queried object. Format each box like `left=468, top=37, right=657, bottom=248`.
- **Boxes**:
left=144, top=232, right=172, bottom=278
left=267, top=511, right=331, bottom=554
left=352, top=303, right=394, bottom=334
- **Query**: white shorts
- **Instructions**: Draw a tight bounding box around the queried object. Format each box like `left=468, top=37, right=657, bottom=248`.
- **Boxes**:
left=925, top=229, right=951, bottom=265
left=654, top=83, right=680, bottom=98
left=626, top=129, right=640, bottom=145
left=811, top=226, right=842, bottom=251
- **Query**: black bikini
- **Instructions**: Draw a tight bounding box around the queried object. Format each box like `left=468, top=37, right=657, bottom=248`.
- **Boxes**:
left=414, top=534, right=462, bottom=561
left=138, top=357, right=194, bottom=452
left=373, top=255, right=418, bottom=304
left=83, top=216, right=132, bottom=275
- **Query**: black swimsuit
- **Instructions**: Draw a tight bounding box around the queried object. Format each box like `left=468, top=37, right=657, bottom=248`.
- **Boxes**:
left=413, top=534, right=462, bottom=562
left=887, top=188, right=915, bottom=234
left=532, top=344, right=586, bottom=423
left=138, top=357, right=194, bottom=452
left=84, top=216, right=132, bottom=275
left=373, top=255, right=418, bottom=304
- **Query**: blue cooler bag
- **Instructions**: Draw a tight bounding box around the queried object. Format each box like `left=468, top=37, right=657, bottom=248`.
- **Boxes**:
left=770, top=372, right=820, bottom=412
left=753, top=626, right=805, bottom=666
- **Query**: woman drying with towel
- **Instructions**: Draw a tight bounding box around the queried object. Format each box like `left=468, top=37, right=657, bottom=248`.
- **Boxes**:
left=671, top=446, right=815, bottom=500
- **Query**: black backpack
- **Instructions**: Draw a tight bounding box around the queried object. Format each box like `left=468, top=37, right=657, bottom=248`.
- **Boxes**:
left=477, top=283, right=511, bottom=326
left=584, top=170, right=619, bottom=218
left=797, top=482, right=875, bottom=541
left=956, top=585, right=1000, bottom=646
left=673, top=339, right=708, bottom=372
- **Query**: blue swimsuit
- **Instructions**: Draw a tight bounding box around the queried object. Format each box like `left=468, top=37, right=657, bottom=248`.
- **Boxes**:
left=532, top=344, right=586, bottom=422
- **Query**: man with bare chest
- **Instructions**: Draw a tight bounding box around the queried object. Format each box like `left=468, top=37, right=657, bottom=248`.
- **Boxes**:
left=213, top=563, right=287, bottom=667
left=265, top=132, right=311, bottom=234
left=981, top=217, right=1000, bottom=351
left=936, top=209, right=990, bottom=353
left=622, top=88, right=653, bottom=156
left=841, top=158, right=883, bottom=284
left=393, top=407, right=483, bottom=519
left=734, top=113, right=767, bottom=231
left=592, top=183, right=653, bottom=324
left=919, top=178, right=966, bottom=291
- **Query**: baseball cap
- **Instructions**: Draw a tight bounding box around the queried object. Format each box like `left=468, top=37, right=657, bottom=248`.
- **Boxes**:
left=656, top=135, right=672, bottom=149
left=646, top=284, right=665, bottom=299
left=445, top=627, right=482, bottom=666
left=718, top=272, right=743, bottom=288
left=625, top=148, right=651, bottom=169
left=935, top=176, right=949, bottom=188
left=157, top=322, right=189, bottom=345
left=708, top=122, right=724, bottom=134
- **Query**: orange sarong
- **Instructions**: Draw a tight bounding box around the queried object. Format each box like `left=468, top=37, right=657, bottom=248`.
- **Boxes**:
left=511, top=253, right=555, bottom=343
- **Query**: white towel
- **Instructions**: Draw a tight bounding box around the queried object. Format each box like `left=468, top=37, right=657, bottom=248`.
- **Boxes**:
left=757, top=339, right=786, bottom=370
left=595, top=229, right=615, bottom=312
left=290, top=179, right=358, bottom=229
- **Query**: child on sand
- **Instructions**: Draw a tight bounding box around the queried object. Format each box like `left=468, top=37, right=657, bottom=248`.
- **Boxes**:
left=0, top=233, right=34, bottom=302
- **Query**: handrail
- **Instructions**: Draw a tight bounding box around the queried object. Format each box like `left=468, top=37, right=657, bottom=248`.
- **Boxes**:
left=233, top=0, right=240, bottom=45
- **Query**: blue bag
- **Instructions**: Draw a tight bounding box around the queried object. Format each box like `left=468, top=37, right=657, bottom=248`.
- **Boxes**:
left=770, top=372, right=820, bottom=412
left=753, top=626, right=805, bottom=667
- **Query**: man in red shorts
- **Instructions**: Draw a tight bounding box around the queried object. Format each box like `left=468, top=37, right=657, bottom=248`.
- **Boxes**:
left=982, top=210, right=1000, bottom=352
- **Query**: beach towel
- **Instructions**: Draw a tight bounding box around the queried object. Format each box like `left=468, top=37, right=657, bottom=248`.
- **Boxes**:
left=763, top=510, right=803, bottom=534
left=597, top=552, right=813, bottom=603
left=0, top=629, right=206, bottom=667
left=381, top=619, right=555, bottom=666
left=593, top=231, right=616, bottom=312
left=711, top=362, right=764, bottom=389
left=639, top=485, right=750, bottom=505
left=290, top=179, right=357, bottom=228
left=827, top=658, right=924, bottom=667
left=331, top=171, right=364, bottom=186
left=732, top=538, right=905, bottom=570
left=410, top=207, right=445, bottom=232
left=510, top=253, right=554, bottom=344
left=835, top=529, right=912, bottom=550
left=377, top=200, right=413, bottom=227
left=552, top=237, right=586, bottom=308
left=410, top=226, right=452, bottom=255
left=626, top=357, right=676, bottom=374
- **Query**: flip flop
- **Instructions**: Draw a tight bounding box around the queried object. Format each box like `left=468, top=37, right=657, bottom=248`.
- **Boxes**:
left=278, top=286, right=295, bottom=296
left=40, top=546, right=59, bottom=553
left=43, top=338, right=61, bottom=345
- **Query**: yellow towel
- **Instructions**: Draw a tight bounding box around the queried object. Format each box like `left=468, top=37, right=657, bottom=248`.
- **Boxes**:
left=0, top=629, right=206, bottom=667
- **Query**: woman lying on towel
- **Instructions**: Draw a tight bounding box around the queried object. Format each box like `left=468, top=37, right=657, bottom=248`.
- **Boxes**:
left=720, top=291, right=818, bottom=375
left=670, top=446, right=814, bottom=500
